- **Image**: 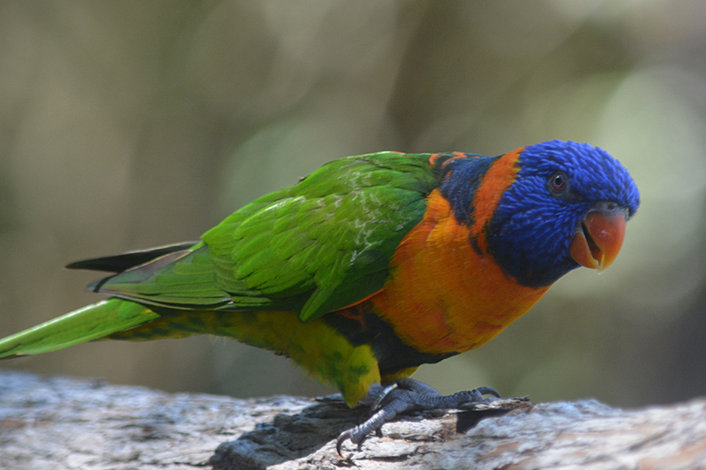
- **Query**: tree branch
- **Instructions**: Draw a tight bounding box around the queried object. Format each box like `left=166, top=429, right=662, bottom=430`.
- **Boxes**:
left=0, top=371, right=703, bottom=469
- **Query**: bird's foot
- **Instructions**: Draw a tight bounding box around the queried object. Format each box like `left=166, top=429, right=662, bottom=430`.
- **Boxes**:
left=336, top=378, right=500, bottom=456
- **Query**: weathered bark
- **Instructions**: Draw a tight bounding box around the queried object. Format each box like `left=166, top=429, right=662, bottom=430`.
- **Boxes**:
left=0, top=371, right=704, bottom=469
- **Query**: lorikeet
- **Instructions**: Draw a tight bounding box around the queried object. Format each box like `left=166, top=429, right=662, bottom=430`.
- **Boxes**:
left=0, top=140, right=639, bottom=450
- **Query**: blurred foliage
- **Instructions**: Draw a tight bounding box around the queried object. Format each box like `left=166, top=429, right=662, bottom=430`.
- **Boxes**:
left=0, top=0, right=704, bottom=407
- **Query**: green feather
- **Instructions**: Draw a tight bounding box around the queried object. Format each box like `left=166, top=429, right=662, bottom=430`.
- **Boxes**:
left=0, top=298, right=158, bottom=358
left=96, top=245, right=233, bottom=308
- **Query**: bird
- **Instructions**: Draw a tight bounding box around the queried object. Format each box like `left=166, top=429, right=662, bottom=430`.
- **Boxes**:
left=0, top=140, right=640, bottom=451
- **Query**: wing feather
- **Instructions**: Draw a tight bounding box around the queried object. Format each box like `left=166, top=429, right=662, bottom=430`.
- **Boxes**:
left=204, top=152, right=438, bottom=321
left=88, top=152, right=439, bottom=319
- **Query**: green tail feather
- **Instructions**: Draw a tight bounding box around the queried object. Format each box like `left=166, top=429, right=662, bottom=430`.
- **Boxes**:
left=0, top=298, right=159, bottom=358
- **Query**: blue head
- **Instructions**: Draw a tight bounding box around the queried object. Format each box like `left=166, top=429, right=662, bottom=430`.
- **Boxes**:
left=486, top=140, right=640, bottom=287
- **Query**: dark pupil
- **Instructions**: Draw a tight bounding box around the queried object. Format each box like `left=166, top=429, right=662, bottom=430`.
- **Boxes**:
left=553, top=174, right=565, bottom=190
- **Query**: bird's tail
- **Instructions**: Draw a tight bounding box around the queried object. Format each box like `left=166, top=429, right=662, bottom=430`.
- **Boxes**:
left=0, top=298, right=159, bottom=359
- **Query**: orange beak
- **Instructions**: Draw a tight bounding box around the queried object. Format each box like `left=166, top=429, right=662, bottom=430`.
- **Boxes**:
left=570, top=203, right=628, bottom=271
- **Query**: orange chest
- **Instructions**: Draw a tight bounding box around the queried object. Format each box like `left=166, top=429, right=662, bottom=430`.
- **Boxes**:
left=369, top=190, right=548, bottom=354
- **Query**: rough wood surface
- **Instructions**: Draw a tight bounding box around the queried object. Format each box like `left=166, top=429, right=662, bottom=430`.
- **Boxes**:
left=0, top=371, right=704, bottom=469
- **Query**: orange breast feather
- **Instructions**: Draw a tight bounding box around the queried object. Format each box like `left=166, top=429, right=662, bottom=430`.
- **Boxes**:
left=370, top=150, right=549, bottom=355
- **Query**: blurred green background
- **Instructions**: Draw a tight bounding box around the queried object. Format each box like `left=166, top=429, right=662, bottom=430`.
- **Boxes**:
left=0, top=0, right=704, bottom=408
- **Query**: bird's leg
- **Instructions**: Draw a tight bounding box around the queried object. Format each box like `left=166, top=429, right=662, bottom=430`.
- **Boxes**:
left=336, top=378, right=500, bottom=455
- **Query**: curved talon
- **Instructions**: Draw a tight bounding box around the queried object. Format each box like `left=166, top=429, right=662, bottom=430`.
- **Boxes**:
left=336, top=429, right=354, bottom=457
left=476, top=386, right=501, bottom=398
left=371, top=382, right=398, bottom=411
left=394, top=377, right=442, bottom=395
left=336, top=422, right=373, bottom=457
left=454, top=386, right=501, bottom=410
left=337, top=405, right=396, bottom=456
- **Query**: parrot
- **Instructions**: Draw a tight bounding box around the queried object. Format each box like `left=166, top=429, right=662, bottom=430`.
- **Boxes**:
left=0, top=140, right=639, bottom=451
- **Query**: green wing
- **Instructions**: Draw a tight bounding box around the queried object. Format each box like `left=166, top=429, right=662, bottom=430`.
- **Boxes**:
left=91, top=243, right=234, bottom=309
left=96, top=152, right=439, bottom=321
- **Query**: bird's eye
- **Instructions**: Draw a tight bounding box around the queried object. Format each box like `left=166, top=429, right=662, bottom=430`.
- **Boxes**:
left=548, top=171, right=568, bottom=194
